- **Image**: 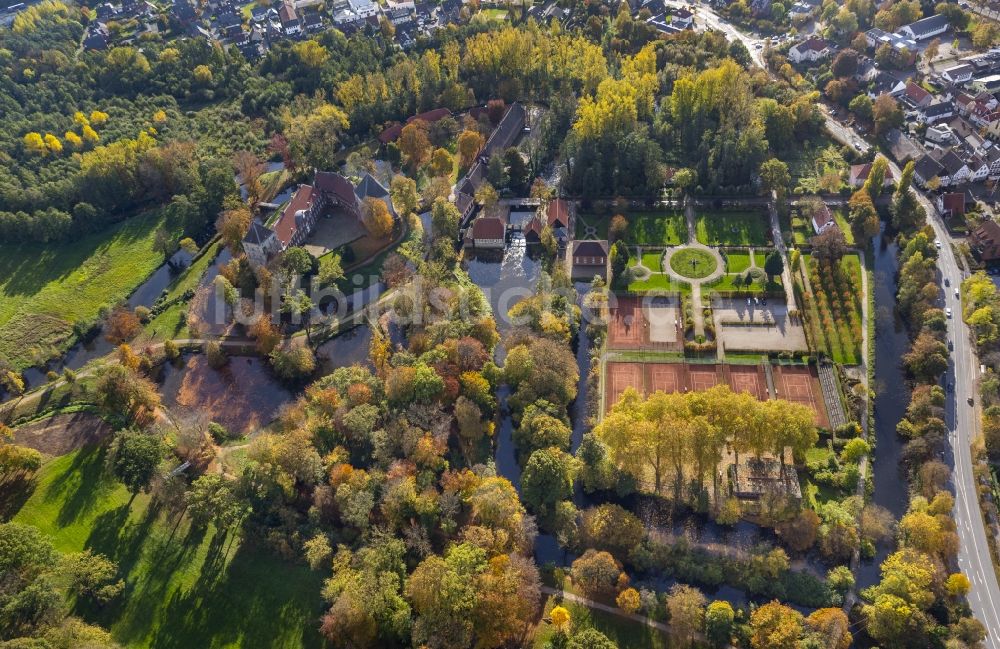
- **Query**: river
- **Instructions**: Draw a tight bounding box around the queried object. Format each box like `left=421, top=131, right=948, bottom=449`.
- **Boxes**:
left=856, top=230, right=912, bottom=588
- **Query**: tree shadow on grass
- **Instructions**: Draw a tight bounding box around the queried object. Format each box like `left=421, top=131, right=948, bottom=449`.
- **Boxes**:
left=45, top=444, right=120, bottom=528
left=0, top=475, right=36, bottom=520
left=136, top=534, right=325, bottom=649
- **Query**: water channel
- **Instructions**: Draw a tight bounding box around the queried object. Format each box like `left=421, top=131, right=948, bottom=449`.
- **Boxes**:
left=856, top=229, right=912, bottom=588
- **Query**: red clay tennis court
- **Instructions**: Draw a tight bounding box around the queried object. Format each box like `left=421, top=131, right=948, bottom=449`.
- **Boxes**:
left=605, top=362, right=826, bottom=425
left=727, top=365, right=769, bottom=401
left=607, top=296, right=683, bottom=351
left=773, top=365, right=830, bottom=428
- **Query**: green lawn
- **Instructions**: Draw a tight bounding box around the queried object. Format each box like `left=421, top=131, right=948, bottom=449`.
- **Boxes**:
left=13, top=447, right=325, bottom=649
left=146, top=241, right=223, bottom=341
left=669, top=248, right=717, bottom=279
left=706, top=274, right=781, bottom=294
left=627, top=273, right=689, bottom=293
left=575, top=212, right=686, bottom=245
left=0, top=210, right=175, bottom=371
left=695, top=211, right=769, bottom=246
left=641, top=250, right=664, bottom=273
left=725, top=251, right=751, bottom=273
left=833, top=208, right=855, bottom=246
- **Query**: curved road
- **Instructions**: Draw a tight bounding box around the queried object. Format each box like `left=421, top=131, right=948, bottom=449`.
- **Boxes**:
left=685, top=2, right=1000, bottom=641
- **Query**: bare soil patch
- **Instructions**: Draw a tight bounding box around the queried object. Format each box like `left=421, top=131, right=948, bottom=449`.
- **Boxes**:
left=13, top=412, right=111, bottom=456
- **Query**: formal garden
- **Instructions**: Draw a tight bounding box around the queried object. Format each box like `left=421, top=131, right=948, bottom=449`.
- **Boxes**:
left=797, top=252, right=864, bottom=365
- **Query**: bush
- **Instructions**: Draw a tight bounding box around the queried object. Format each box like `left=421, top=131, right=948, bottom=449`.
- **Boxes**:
left=208, top=422, right=231, bottom=443
left=205, top=341, right=227, bottom=369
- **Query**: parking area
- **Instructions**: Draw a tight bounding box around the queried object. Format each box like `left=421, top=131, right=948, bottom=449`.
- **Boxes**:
left=711, top=297, right=808, bottom=353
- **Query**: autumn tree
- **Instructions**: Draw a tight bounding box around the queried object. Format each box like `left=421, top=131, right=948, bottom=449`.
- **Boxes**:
left=398, top=119, right=431, bottom=172
left=873, top=94, right=903, bottom=135
left=390, top=175, right=418, bottom=216
left=428, top=147, right=454, bottom=177
left=362, top=197, right=394, bottom=239
left=804, top=608, right=851, bottom=649
left=666, top=585, right=706, bottom=647
left=750, top=600, right=803, bottom=649
left=105, top=306, right=142, bottom=343
left=571, top=549, right=625, bottom=599
left=705, top=600, right=735, bottom=648
left=281, top=102, right=349, bottom=172
left=457, top=129, right=485, bottom=169
left=216, top=206, right=251, bottom=253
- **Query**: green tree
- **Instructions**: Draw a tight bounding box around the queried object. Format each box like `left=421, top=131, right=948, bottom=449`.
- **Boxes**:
left=705, top=600, right=735, bottom=648
left=107, top=429, right=165, bottom=496
left=764, top=250, right=784, bottom=281
left=521, top=447, right=578, bottom=512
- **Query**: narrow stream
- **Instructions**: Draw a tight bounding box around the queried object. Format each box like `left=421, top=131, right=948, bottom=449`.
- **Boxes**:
left=20, top=248, right=195, bottom=389
left=856, top=230, right=912, bottom=588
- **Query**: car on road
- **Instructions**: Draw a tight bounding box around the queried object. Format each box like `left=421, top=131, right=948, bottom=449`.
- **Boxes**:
left=949, top=340, right=954, bottom=351
left=968, top=396, right=975, bottom=406
left=945, top=278, right=949, bottom=286
left=935, top=239, right=941, bottom=249
left=955, top=289, right=960, bottom=298
left=853, top=142, right=862, bottom=151
left=946, top=307, right=953, bottom=318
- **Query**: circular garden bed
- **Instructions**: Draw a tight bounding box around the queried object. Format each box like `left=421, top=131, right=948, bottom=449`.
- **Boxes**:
left=669, top=247, right=718, bottom=279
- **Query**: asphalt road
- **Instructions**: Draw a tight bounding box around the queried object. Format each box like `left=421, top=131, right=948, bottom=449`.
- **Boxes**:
left=684, top=3, right=1000, bottom=641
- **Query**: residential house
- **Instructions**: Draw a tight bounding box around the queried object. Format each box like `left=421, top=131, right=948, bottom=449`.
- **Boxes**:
left=986, top=146, right=1000, bottom=179
left=937, top=192, right=967, bottom=219
left=848, top=161, right=895, bottom=188
left=970, top=220, right=1000, bottom=263
left=570, top=240, right=610, bottom=280
left=869, top=71, right=906, bottom=98
left=302, top=10, right=324, bottom=31
left=920, top=100, right=954, bottom=124
left=897, top=14, right=949, bottom=41
left=942, top=63, right=975, bottom=85
left=864, top=27, right=887, bottom=48
left=932, top=148, right=971, bottom=186
left=669, top=6, right=693, bottom=27
left=913, top=153, right=946, bottom=187
left=279, top=0, right=301, bottom=35
left=971, top=74, right=1000, bottom=95
left=903, top=81, right=933, bottom=109
left=925, top=123, right=955, bottom=144
left=810, top=202, right=837, bottom=234
left=523, top=217, right=543, bottom=244
left=348, top=0, right=378, bottom=18
left=95, top=2, right=117, bottom=21
left=470, top=216, right=506, bottom=249
left=968, top=154, right=991, bottom=182
left=82, top=24, right=110, bottom=50
left=788, top=37, right=830, bottom=64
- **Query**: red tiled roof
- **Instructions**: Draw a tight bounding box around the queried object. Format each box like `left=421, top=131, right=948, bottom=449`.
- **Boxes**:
left=273, top=185, right=314, bottom=247
left=905, top=81, right=930, bottom=104
left=408, top=108, right=451, bottom=124
left=941, top=192, right=965, bottom=216
left=472, top=216, right=505, bottom=240
left=849, top=162, right=895, bottom=186
left=314, top=171, right=356, bottom=206
left=546, top=198, right=569, bottom=228
left=973, top=220, right=1000, bottom=261
left=796, top=37, right=828, bottom=52
left=278, top=0, right=296, bottom=22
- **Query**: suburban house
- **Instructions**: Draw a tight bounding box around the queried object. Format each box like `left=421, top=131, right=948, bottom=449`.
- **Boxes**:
left=920, top=101, right=954, bottom=124
left=971, top=74, right=1000, bottom=95
left=348, top=0, right=378, bottom=19
left=970, top=220, right=1000, bottom=263
left=986, top=147, right=1000, bottom=179
left=848, top=161, right=895, bottom=188
left=570, top=240, right=610, bottom=280
left=933, top=149, right=971, bottom=186
left=926, top=123, right=955, bottom=144
left=788, top=37, right=830, bottom=64
left=83, top=24, right=110, bottom=50
left=897, top=14, right=949, bottom=41
left=469, top=216, right=506, bottom=249
left=869, top=72, right=906, bottom=98
left=809, top=202, right=837, bottom=234
left=913, top=154, right=946, bottom=187
left=523, top=217, right=543, bottom=244
left=942, top=63, right=975, bottom=85
left=968, top=155, right=990, bottom=182
left=279, top=0, right=301, bottom=34
left=903, top=81, right=933, bottom=109
left=937, top=192, right=967, bottom=219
